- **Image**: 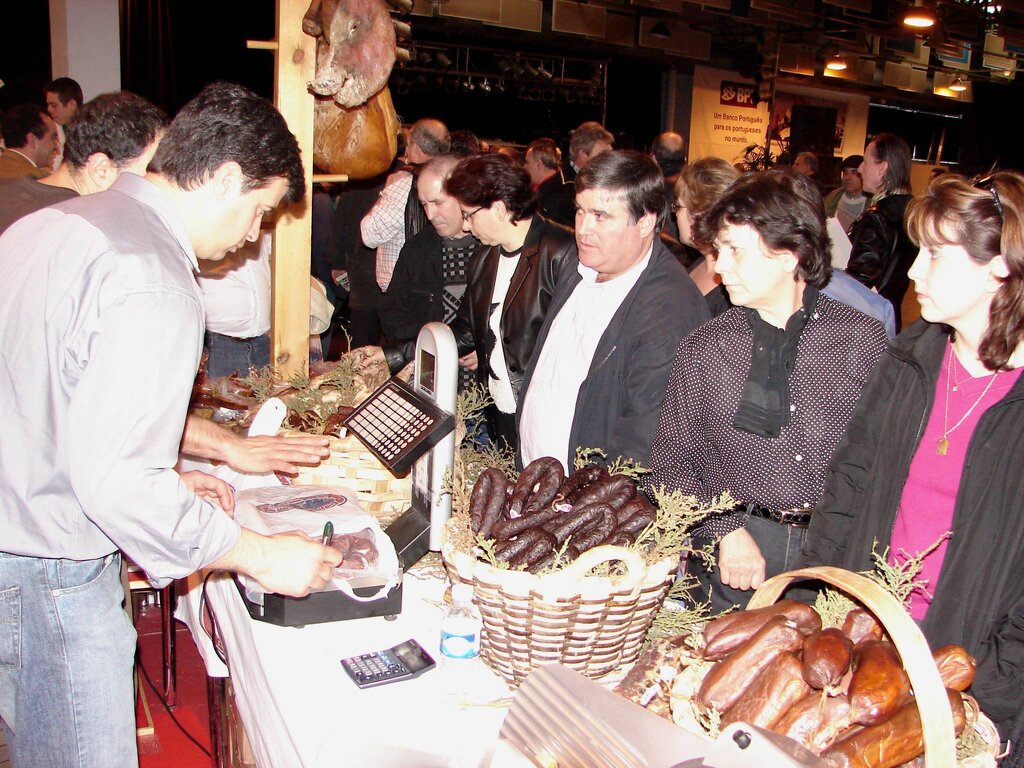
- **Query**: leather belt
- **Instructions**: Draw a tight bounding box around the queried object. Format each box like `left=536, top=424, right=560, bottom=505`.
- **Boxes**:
left=743, top=503, right=812, bottom=528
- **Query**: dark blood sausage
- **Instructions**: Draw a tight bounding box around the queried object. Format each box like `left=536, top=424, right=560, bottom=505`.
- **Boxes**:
left=543, top=503, right=605, bottom=545
left=509, top=530, right=556, bottom=569
left=848, top=641, right=912, bottom=726
left=802, top=628, right=854, bottom=691
left=823, top=688, right=966, bottom=768
left=480, top=468, right=510, bottom=540
left=615, top=508, right=656, bottom=538
left=606, top=531, right=635, bottom=548
left=571, top=474, right=636, bottom=511
left=614, top=496, right=656, bottom=526
left=556, top=464, right=606, bottom=504
left=493, top=505, right=565, bottom=541
left=697, top=615, right=804, bottom=712
left=469, top=468, right=505, bottom=535
left=842, top=608, right=885, bottom=646
left=568, top=508, right=617, bottom=551
left=932, top=645, right=976, bottom=692
left=509, top=458, right=563, bottom=517
left=495, top=528, right=548, bottom=563
left=722, top=653, right=811, bottom=729
left=703, top=600, right=822, bottom=661
left=522, top=462, right=566, bottom=515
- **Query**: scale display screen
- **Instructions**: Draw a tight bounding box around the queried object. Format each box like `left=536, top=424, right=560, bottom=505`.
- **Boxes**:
left=418, top=348, right=436, bottom=396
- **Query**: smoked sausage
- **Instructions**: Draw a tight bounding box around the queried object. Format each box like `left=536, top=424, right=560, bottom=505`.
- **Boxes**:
left=848, top=641, right=911, bottom=726
left=703, top=600, right=822, bottom=661
left=722, top=652, right=811, bottom=729
left=802, top=628, right=854, bottom=691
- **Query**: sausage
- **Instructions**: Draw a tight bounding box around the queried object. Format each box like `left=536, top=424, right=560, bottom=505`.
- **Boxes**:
left=570, top=474, right=636, bottom=511
left=493, top=505, right=565, bottom=541
left=703, top=600, right=823, bottom=661
left=555, top=464, right=606, bottom=504
left=509, top=530, right=556, bottom=569
left=932, top=644, right=976, bottom=692
left=697, top=615, right=804, bottom=712
left=543, top=503, right=606, bottom=545
left=607, top=531, right=635, bottom=547
left=615, top=508, right=656, bottom=538
left=773, top=691, right=853, bottom=752
left=569, top=508, right=617, bottom=551
left=614, top=496, right=656, bottom=526
left=842, top=608, right=884, bottom=646
left=722, top=653, right=811, bottom=729
left=509, top=458, right=563, bottom=517
left=470, top=468, right=506, bottom=537
left=495, top=528, right=548, bottom=563
left=823, top=688, right=966, bottom=768
left=848, top=641, right=912, bottom=726
left=522, top=462, right=566, bottom=515
left=802, top=628, right=854, bottom=691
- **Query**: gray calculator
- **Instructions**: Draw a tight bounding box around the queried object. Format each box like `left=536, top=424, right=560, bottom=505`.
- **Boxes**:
left=340, top=638, right=437, bottom=688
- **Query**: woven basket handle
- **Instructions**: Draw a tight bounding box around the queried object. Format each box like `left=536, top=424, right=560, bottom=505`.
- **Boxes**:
left=747, top=566, right=955, bottom=768
left=559, top=545, right=647, bottom=588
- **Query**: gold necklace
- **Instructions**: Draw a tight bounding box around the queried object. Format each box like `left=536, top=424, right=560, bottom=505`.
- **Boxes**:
left=938, top=346, right=999, bottom=455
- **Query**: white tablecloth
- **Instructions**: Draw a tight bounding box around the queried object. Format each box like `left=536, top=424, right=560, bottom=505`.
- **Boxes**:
left=176, top=563, right=511, bottom=768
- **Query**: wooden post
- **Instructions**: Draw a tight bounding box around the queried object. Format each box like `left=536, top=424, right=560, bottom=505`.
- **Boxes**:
left=269, top=0, right=316, bottom=378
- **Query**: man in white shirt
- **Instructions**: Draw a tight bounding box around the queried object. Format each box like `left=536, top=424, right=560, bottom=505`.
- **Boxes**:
left=518, top=151, right=709, bottom=471
left=360, top=117, right=449, bottom=295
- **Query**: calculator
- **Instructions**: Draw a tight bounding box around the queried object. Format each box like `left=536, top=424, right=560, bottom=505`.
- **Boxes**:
left=340, top=638, right=437, bottom=688
left=342, top=376, right=455, bottom=477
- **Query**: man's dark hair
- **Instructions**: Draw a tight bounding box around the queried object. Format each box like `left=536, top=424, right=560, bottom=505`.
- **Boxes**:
left=527, top=138, right=561, bottom=171
left=445, top=152, right=536, bottom=222
left=694, top=169, right=831, bottom=289
left=449, top=129, right=481, bottom=158
left=870, top=132, right=911, bottom=194
left=409, top=118, right=450, bottom=158
left=2, top=104, right=48, bottom=149
left=575, top=150, right=665, bottom=226
left=45, top=77, right=84, bottom=109
left=148, top=82, right=304, bottom=203
left=63, top=92, right=168, bottom=170
left=651, top=132, right=686, bottom=177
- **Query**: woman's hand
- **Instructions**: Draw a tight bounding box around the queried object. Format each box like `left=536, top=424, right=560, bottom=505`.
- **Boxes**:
left=180, top=470, right=235, bottom=516
left=718, top=527, right=766, bottom=591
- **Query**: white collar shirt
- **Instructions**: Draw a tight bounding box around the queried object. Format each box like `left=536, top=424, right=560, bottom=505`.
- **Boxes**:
left=197, top=233, right=272, bottom=338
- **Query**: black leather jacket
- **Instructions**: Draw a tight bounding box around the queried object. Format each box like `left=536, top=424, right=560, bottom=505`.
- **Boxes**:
left=451, top=215, right=577, bottom=400
left=845, top=193, right=917, bottom=325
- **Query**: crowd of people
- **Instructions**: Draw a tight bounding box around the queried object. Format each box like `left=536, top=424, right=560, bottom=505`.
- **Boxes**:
left=2, top=79, right=1024, bottom=767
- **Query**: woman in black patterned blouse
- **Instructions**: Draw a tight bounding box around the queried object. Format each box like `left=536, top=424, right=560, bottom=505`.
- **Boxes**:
left=647, top=170, right=888, bottom=612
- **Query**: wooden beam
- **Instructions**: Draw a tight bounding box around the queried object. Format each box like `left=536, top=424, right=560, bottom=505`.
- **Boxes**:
left=270, top=0, right=316, bottom=378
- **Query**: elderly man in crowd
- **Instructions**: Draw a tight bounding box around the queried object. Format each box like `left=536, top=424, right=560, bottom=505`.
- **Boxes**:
left=518, top=150, right=708, bottom=471
left=648, top=170, right=887, bottom=612
left=0, top=82, right=342, bottom=767
left=525, top=137, right=575, bottom=227
left=566, top=120, right=614, bottom=179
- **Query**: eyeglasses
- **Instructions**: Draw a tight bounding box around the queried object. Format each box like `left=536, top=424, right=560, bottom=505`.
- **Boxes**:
left=973, top=176, right=1004, bottom=220
left=461, top=206, right=485, bottom=222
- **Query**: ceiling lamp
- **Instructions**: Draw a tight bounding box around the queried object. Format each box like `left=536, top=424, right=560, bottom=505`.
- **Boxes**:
left=826, top=52, right=848, bottom=71
left=949, top=76, right=967, bottom=92
left=903, top=2, right=937, bottom=29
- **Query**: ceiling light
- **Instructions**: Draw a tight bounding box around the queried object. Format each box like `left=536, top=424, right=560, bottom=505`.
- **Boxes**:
left=903, top=2, right=937, bottom=29
left=949, top=76, right=967, bottom=92
left=479, top=78, right=492, bottom=93
left=536, top=63, right=553, bottom=80
left=435, top=51, right=453, bottom=69
left=826, top=52, right=848, bottom=71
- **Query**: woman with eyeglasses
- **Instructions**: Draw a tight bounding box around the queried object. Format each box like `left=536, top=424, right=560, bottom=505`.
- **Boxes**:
left=845, top=133, right=919, bottom=330
left=445, top=152, right=577, bottom=451
left=802, top=172, right=1024, bottom=765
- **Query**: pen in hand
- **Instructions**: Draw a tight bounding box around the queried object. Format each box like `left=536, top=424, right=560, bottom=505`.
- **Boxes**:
left=321, top=521, right=334, bottom=547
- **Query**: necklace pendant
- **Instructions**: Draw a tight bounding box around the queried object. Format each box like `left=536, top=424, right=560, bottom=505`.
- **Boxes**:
left=937, top=436, right=949, bottom=456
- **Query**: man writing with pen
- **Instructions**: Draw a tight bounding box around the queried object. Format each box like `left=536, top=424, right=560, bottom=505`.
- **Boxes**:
left=517, top=151, right=708, bottom=472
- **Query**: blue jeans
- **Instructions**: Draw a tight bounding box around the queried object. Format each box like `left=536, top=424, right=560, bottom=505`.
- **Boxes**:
left=204, top=331, right=270, bottom=378
left=0, top=552, right=137, bottom=768
left=688, top=514, right=809, bottom=614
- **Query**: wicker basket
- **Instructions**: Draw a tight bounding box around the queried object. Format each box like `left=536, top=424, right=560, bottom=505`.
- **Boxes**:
left=747, top=567, right=1000, bottom=768
left=443, top=542, right=677, bottom=688
left=291, top=432, right=411, bottom=526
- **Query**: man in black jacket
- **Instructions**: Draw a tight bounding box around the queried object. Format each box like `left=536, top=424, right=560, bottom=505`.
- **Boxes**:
left=518, top=151, right=709, bottom=471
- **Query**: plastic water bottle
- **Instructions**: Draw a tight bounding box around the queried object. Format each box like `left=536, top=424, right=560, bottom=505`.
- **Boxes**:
left=440, top=583, right=481, bottom=662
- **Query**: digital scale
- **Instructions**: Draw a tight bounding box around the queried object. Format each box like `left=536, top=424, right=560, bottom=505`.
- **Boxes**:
left=345, top=322, right=458, bottom=568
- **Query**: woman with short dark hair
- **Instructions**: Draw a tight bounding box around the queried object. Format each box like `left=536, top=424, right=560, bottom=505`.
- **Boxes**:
left=803, top=172, right=1024, bottom=767
left=445, top=153, right=577, bottom=450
